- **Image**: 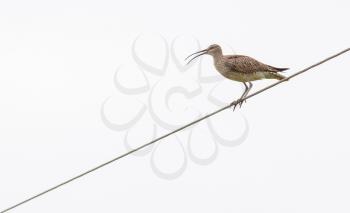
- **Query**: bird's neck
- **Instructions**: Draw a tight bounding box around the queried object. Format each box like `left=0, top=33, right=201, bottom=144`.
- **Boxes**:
left=212, top=52, right=223, bottom=63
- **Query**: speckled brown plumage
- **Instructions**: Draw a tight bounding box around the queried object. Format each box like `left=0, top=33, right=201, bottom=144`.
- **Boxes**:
left=224, top=55, right=288, bottom=74
left=216, top=54, right=287, bottom=82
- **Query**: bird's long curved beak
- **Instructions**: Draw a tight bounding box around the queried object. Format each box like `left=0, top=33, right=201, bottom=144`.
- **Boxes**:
left=185, top=49, right=208, bottom=65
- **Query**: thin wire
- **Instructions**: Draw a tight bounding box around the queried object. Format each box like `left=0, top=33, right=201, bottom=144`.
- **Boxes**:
left=1, top=48, right=349, bottom=213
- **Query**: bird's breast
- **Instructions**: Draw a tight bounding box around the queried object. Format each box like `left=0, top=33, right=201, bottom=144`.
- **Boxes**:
left=214, top=60, right=247, bottom=82
left=214, top=60, right=229, bottom=74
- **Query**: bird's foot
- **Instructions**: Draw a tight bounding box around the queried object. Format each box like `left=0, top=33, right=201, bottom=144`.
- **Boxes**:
left=230, top=98, right=245, bottom=111
left=239, top=99, right=247, bottom=108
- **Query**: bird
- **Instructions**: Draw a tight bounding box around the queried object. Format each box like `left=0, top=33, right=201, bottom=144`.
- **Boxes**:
left=185, top=44, right=288, bottom=110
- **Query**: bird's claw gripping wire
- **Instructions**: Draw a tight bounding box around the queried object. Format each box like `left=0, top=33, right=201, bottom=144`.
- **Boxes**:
left=230, top=98, right=245, bottom=111
left=239, top=99, right=247, bottom=108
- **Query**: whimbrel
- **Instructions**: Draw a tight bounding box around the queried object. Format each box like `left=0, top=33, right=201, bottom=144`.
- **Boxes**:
left=186, top=44, right=288, bottom=110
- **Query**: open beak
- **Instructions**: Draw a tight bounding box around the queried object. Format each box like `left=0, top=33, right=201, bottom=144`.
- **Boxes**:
left=185, top=49, right=208, bottom=65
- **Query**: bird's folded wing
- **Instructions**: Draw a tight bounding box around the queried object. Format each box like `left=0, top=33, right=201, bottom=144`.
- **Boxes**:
left=224, top=55, right=271, bottom=73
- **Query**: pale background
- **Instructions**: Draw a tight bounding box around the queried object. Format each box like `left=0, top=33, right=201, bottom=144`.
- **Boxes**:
left=0, top=0, right=350, bottom=212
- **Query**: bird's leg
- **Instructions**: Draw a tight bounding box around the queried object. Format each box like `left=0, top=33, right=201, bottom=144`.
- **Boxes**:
left=239, top=82, right=253, bottom=107
left=238, top=82, right=249, bottom=107
left=231, top=83, right=248, bottom=111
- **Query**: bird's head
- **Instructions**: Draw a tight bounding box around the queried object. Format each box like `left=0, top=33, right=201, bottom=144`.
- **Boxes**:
left=207, top=44, right=222, bottom=56
left=185, top=44, right=222, bottom=64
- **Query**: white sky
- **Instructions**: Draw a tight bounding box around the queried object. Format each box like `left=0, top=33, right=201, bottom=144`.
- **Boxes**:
left=0, top=0, right=349, bottom=212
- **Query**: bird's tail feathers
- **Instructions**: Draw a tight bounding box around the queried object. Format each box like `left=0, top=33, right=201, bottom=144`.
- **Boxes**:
left=268, top=65, right=289, bottom=72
